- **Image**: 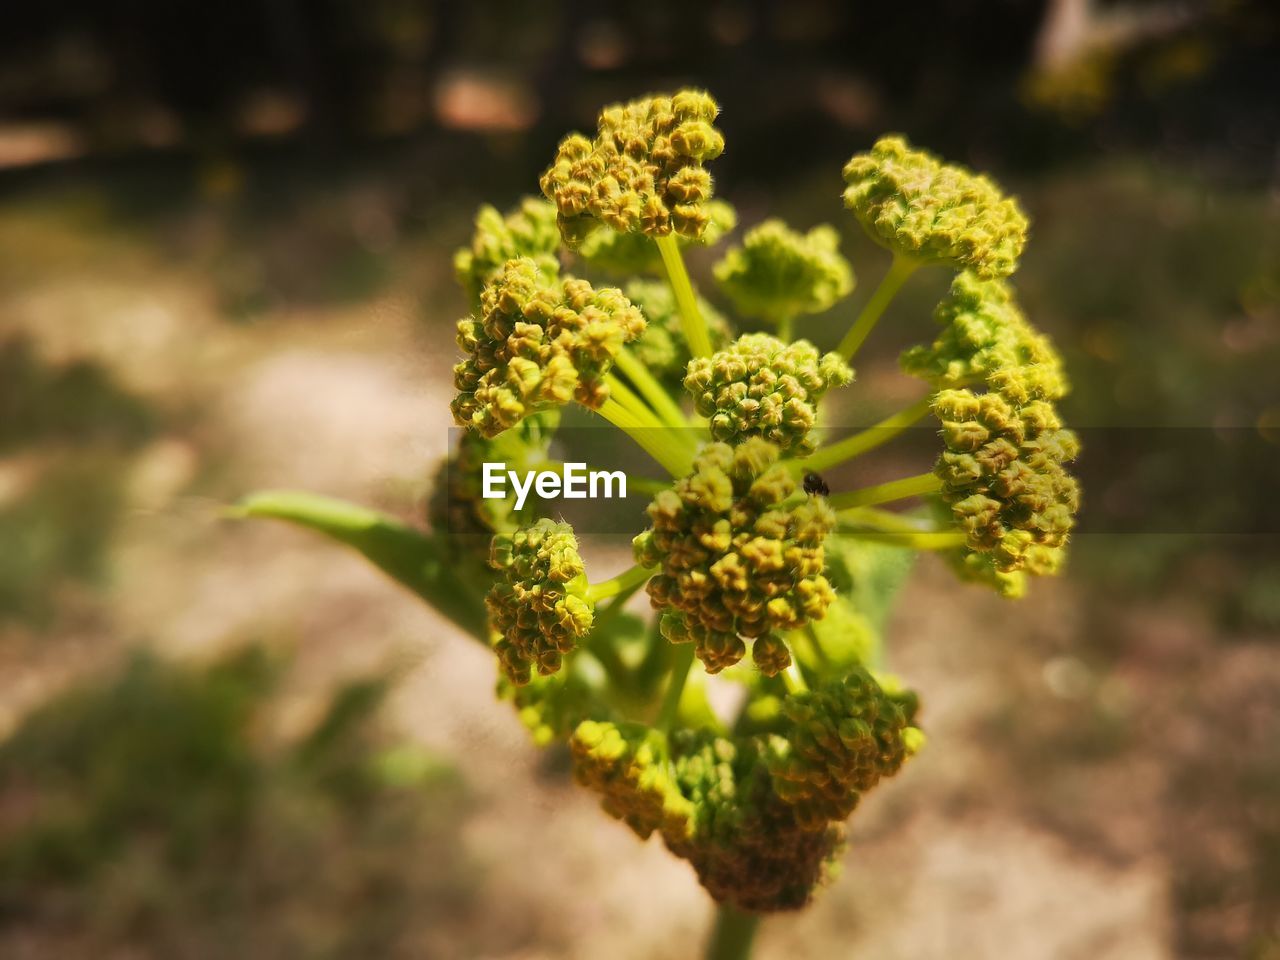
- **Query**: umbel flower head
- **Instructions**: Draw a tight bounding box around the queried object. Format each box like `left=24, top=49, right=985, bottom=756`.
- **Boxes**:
left=664, top=729, right=844, bottom=913
left=453, top=197, right=561, bottom=303
left=902, top=270, right=1068, bottom=404
left=625, top=279, right=731, bottom=385
left=765, top=667, right=920, bottom=828
left=842, top=136, right=1028, bottom=279
left=933, top=389, right=1080, bottom=576
left=486, top=519, right=594, bottom=685
left=576, top=199, right=738, bottom=276
left=713, top=220, right=854, bottom=325
left=684, top=334, right=853, bottom=456
left=632, top=439, right=837, bottom=676
left=539, top=90, right=725, bottom=247
left=450, top=257, right=646, bottom=438
left=571, top=720, right=693, bottom=838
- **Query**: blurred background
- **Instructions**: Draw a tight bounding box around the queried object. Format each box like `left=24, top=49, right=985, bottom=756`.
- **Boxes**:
left=1, top=1, right=1278, bottom=957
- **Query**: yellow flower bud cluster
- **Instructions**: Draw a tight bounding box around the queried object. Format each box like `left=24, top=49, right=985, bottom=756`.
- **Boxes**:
left=576, top=199, right=738, bottom=275
left=902, top=270, right=1067, bottom=403
left=452, top=197, right=561, bottom=303
left=684, top=334, right=853, bottom=455
left=540, top=90, right=725, bottom=247
left=765, top=667, right=920, bottom=828
left=450, top=258, right=646, bottom=438
left=933, top=389, right=1080, bottom=577
left=713, top=220, right=854, bottom=325
left=632, top=439, right=837, bottom=677
left=570, top=720, right=693, bottom=838
left=486, top=519, right=594, bottom=685
left=842, top=136, right=1028, bottom=279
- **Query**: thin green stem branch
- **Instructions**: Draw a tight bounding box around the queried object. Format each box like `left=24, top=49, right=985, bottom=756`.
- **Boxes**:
left=776, top=313, right=795, bottom=343
left=615, top=346, right=690, bottom=431
left=604, top=373, right=665, bottom=428
left=836, top=254, right=920, bottom=361
left=655, top=233, right=713, bottom=358
left=837, top=529, right=968, bottom=551
left=586, top=564, right=655, bottom=603
left=656, top=642, right=696, bottom=732
left=805, top=395, right=932, bottom=473
left=706, top=903, right=760, bottom=960
left=828, top=471, right=942, bottom=510
left=782, top=660, right=808, bottom=695
left=596, top=397, right=692, bottom=477
left=835, top=505, right=935, bottom=533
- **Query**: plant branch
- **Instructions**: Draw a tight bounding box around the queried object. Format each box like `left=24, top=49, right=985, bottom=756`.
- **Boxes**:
left=586, top=564, right=655, bottom=603
left=615, top=346, right=691, bottom=431
left=836, top=254, right=920, bottom=361
left=706, top=903, right=760, bottom=960
left=805, top=395, right=932, bottom=473
left=828, top=471, right=942, bottom=510
left=596, top=397, right=693, bottom=477
left=656, top=642, right=696, bottom=732
left=656, top=233, right=713, bottom=358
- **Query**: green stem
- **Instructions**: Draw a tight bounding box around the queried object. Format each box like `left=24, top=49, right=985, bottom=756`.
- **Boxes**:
left=805, top=395, right=932, bottom=473
left=596, top=397, right=692, bottom=477
left=605, top=373, right=666, bottom=429
left=776, top=313, right=795, bottom=343
left=835, top=505, right=935, bottom=533
left=836, top=254, right=920, bottom=361
left=615, top=347, right=690, bottom=431
left=837, top=529, right=967, bottom=551
left=706, top=903, right=760, bottom=960
left=656, top=642, right=696, bottom=732
left=828, top=471, right=942, bottom=510
left=782, top=660, right=808, bottom=695
left=656, top=233, right=712, bottom=358
left=586, top=564, right=654, bottom=603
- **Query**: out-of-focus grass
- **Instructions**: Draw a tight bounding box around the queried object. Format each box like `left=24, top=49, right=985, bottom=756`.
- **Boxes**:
left=0, top=645, right=506, bottom=959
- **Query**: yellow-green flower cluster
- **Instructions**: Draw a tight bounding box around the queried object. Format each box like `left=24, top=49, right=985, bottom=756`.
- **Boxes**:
left=902, top=271, right=1067, bottom=403
left=539, top=90, right=725, bottom=247
left=451, top=258, right=646, bottom=438
left=453, top=197, right=561, bottom=303
left=576, top=199, right=738, bottom=275
left=765, top=667, right=920, bottom=828
left=713, top=220, right=854, bottom=325
left=625, top=279, right=731, bottom=385
left=632, top=439, right=837, bottom=676
left=665, top=731, right=843, bottom=913
left=933, top=390, right=1080, bottom=577
left=684, top=335, right=853, bottom=455
left=570, top=720, right=693, bottom=838
left=486, top=519, right=594, bottom=685
left=842, top=136, right=1028, bottom=278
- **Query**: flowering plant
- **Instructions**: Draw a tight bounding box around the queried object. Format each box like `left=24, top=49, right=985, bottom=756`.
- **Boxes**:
left=239, top=90, right=1079, bottom=959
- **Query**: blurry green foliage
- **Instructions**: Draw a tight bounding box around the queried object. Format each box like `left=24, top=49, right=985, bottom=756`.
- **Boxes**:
left=0, top=336, right=155, bottom=453
left=0, top=455, right=128, bottom=624
left=0, top=646, right=490, bottom=959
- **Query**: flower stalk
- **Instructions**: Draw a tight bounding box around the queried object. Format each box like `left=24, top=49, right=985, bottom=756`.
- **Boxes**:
left=837, top=254, right=919, bottom=360
left=656, top=233, right=714, bottom=358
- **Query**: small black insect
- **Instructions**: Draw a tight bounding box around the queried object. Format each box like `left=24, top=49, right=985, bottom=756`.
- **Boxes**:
left=803, top=471, right=830, bottom=497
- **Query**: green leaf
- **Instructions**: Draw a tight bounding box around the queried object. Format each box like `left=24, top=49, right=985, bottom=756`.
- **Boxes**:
left=231, top=490, right=488, bottom=642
